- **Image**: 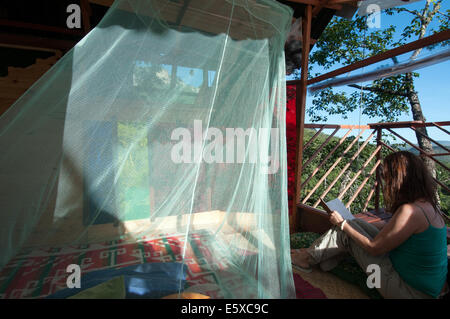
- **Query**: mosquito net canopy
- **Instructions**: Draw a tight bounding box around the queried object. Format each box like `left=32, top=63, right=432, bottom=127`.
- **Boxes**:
left=0, top=0, right=295, bottom=299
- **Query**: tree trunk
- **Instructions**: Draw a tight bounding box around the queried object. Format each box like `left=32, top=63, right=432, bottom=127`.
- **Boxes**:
left=405, top=73, right=436, bottom=176
left=404, top=73, right=440, bottom=207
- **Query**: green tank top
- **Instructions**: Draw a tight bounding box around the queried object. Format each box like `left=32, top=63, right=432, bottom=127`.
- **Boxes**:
left=389, top=205, right=448, bottom=298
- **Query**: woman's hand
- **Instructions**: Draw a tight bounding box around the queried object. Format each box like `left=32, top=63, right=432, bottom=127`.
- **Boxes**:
left=329, top=210, right=344, bottom=226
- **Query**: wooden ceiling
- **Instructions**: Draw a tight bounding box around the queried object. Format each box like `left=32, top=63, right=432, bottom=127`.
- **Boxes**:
left=89, top=0, right=360, bottom=15
left=0, top=0, right=360, bottom=78
left=0, top=0, right=357, bottom=52
left=86, top=0, right=346, bottom=41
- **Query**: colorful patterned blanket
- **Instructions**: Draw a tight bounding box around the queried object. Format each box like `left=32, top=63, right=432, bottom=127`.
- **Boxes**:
left=0, top=231, right=241, bottom=299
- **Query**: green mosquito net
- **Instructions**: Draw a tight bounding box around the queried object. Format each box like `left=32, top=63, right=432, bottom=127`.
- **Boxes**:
left=0, top=0, right=295, bottom=299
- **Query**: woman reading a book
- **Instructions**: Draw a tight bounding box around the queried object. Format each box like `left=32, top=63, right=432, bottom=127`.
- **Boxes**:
left=291, top=151, right=448, bottom=299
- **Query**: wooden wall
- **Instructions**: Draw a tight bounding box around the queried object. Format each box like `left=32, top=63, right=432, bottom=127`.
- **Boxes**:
left=0, top=49, right=62, bottom=116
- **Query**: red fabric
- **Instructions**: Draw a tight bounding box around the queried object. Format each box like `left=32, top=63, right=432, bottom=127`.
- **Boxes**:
left=288, top=87, right=327, bottom=299
left=293, top=273, right=327, bottom=299
left=286, top=85, right=297, bottom=215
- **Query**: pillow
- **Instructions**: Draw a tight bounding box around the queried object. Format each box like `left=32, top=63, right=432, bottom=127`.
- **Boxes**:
left=69, top=276, right=125, bottom=299
left=161, top=292, right=210, bottom=299
left=48, top=262, right=187, bottom=299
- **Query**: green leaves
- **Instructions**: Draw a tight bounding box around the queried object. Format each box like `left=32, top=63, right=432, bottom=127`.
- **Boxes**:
left=309, top=16, right=399, bottom=69
left=303, top=2, right=449, bottom=123
left=307, top=75, right=411, bottom=123
left=308, top=88, right=358, bottom=122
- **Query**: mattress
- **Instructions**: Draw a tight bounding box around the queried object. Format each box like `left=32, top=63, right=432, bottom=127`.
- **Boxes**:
left=0, top=230, right=254, bottom=299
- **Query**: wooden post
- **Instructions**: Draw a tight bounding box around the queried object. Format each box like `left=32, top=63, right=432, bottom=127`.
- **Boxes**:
left=290, top=5, right=312, bottom=233
left=81, top=0, right=92, bottom=34
left=375, top=127, right=382, bottom=213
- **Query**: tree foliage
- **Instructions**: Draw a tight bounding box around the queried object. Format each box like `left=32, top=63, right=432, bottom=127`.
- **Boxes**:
left=294, top=1, right=449, bottom=215
left=304, top=0, right=448, bottom=123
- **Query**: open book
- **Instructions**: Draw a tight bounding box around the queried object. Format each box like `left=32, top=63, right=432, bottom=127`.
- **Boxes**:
left=323, top=198, right=355, bottom=221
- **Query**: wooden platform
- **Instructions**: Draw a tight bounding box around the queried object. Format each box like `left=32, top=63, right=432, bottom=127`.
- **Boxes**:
left=296, top=203, right=391, bottom=234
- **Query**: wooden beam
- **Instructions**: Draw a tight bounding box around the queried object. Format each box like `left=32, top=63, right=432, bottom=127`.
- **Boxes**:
left=368, top=120, right=450, bottom=129
left=0, top=32, right=76, bottom=52
left=386, top=128, right=450, bottom=173
left=327, top=0, right=358, bottom=5
left=0, top=43, right=60, bottom=54
left=313, top=129, right=377, bottom=208
left=303, top=126, right=326, bottom=150
left=286, top=0, right=343, bottom=11
left=297, top=203, right=332, bottom=234
left=89, top=0, right=114, bottom=6
left=81, top=0, right=92, bottom=34
left=304, top=123, right=371, bottom=129
left=432, top=122, right=450, bottom=135
left=91, top=0, right=277, bottom=41
left=363, top=183, right=376, bottom=212
left=290, top=4, right=312, bottom=234
left=312, top=0, right=331, bottom=17
left=300, top=128, right=353, bottom=189
left=337, top=145, right=381, bottom=202
left=89, top=0, right=349, bottom=11
left=0, top=19, right=83, bottom=36
left=434, top=176, right=450, bottom=194
left=307, top=29, right=450, bottom=85
left=302, top=127, right=339, bottom=169
left=176, top=0, right=192, bottom=27
left=346, top=158, right=381, bottom=208
left=375, top=128, right=382, bottom=213
left=410, top=126, right=450, bottom=153
left=302, top=128, right=368, bottom=204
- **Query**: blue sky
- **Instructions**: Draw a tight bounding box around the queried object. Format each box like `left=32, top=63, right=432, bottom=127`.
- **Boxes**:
left=291, top=0, right=450, bottom=143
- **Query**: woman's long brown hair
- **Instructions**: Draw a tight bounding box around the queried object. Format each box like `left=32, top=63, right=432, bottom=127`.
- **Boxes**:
left=381, top=151, right=438, bottom=214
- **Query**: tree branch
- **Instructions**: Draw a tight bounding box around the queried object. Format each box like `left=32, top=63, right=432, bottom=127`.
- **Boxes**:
left=393, top=7, right=422, bottom=19
left=411, top=0, right=442, bottom=60
left=422, top=0, right=431, bottom=22
left=428, top=0, right=443, bottom=22
left=348, top=84, right=408, bottom=97
left=436, top=11, right=450, bottom=20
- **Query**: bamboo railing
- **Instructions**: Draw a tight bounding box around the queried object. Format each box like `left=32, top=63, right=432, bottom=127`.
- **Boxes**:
left=296, top=121, right=450, bottom=221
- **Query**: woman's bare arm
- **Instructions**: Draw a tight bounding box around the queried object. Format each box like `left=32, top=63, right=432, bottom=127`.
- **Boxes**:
left=366, top=205, right=420, bottom=255
left=330, top=204, right=421, bottom=256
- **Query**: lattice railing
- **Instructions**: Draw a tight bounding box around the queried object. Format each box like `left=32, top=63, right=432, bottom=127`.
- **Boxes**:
left=299, top=121, right=450, bottom=215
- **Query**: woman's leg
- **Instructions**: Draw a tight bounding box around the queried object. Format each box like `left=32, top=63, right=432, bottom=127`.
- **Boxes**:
left=294, top=219, right=433, bottom=298
left=301, top=219, right=379, bottom=271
